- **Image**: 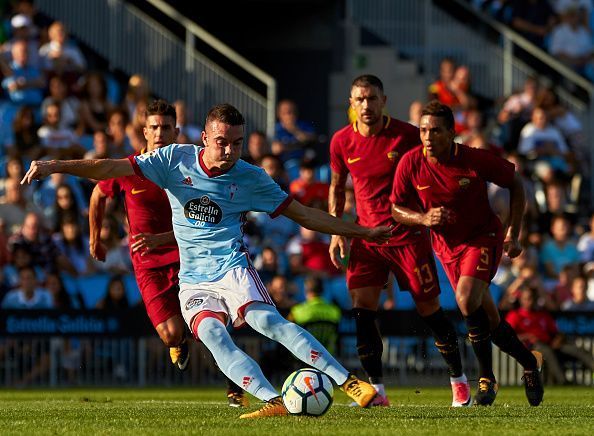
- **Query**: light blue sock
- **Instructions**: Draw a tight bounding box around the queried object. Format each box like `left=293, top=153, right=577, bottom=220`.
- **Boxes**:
left=196, top=316, right=278, bottom=401
left=244, top=302, right=349, bottom=385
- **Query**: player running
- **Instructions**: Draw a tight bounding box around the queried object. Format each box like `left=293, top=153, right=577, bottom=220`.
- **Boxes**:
left=390, top=100, right=544, bottom=406
left=329, top=75, right=471, bottom=407
left=21, top=102, right=392, bottom=418
left=88, top=99, right=246, bottom=407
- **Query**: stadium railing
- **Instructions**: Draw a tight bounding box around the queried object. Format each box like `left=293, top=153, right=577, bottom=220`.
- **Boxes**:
left=34, top=0, right=276, bottom=137
left=2, top=310, right=592, bottom=387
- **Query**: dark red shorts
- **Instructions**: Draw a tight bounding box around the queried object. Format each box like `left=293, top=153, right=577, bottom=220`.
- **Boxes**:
left=440, top=243, right=502, bottom=291
left=135, top=262, right=180, bottom=328
left=347, top=237, right=440, bottom=302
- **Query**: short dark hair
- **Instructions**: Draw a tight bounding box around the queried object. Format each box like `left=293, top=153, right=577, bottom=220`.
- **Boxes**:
left=146, top=99, right=176, bottom=124
left=205, top=103, right=245, bottom=127
left=421, top=100, right=455, bottom=131
left=351, top=74, right=384, bottom=93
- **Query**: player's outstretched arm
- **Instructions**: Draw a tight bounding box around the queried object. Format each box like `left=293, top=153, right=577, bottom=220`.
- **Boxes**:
left=392, top=203, right=455, bottom=227
left=282, top=199, right=391, bottom=243
left=21, top=158, right=134, bottom=184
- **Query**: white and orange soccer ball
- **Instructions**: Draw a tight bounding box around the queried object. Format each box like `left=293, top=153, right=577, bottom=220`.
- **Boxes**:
left=281, top=368, right=333, bottom=416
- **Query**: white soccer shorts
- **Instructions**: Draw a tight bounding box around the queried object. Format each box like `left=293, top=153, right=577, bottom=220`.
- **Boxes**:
left=179, top=266, right=275, bottom=329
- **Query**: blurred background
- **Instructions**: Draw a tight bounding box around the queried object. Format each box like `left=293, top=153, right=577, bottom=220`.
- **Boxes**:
left=0, top=0, right=593, bottom=389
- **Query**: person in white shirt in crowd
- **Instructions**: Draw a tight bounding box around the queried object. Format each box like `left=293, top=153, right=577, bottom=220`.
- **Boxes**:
left=1, top=265, right=52, bottom=309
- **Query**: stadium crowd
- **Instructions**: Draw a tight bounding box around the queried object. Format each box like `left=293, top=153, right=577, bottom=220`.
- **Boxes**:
left=0, top=0, right=593, bottom=386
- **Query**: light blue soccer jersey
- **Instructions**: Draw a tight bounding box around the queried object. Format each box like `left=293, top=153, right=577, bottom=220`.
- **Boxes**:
left=133, top=144, right=290, bottom=284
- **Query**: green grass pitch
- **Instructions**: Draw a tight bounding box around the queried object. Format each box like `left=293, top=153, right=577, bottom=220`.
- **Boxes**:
left=1, top=386, right=593, bottom=435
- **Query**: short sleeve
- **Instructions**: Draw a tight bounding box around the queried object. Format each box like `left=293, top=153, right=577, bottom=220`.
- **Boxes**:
left=329, top=133, right=347, bottom=175
left=390, top=151, right=415, bottom=205
left=250, top=167, right=290, bottom=215
left=133, top=145, right=175, bottom=189
left=98, top=178, right=120, bottom=198
left=467, top=147, right=515, bottom=189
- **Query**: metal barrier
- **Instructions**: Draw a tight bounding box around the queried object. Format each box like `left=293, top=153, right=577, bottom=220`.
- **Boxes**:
left=35, top=0, right=276, bottom=136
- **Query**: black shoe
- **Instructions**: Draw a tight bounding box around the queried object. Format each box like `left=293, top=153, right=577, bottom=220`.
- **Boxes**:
left=169, top=341, right=189, bottom=371
left=522, top=350, right=544, bottom=406
left=475, top=377, right=498, bottom=406
left=227, top=390, right=249, bottom=408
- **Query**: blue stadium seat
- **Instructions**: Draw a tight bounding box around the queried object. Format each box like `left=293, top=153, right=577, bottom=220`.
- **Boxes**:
left=323, top=276, right=350, bottom=309
left=76, top=274, right=111, bottom=308
left=105, top=74, right=122, bottom=105
left=315, top=163, right=331, bottom=183
left=79, top=134, right=94, bottom=151
left=123, top=274, right=142, bottom=305
left=284, top=158, right=301, bottom=182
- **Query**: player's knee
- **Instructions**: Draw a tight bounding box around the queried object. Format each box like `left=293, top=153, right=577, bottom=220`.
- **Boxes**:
left=193, top=315, right=227, bottom=347
left=159, top=329, right=184, bottom=348
left=244, top=305, right=286, bottom=339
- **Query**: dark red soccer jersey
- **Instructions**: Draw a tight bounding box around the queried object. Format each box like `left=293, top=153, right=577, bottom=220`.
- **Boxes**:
left=330, top=116, right=423, bottom=246
left=390, top=143, right=515, bottom=260
left=98, top=153, right=179, bottom=270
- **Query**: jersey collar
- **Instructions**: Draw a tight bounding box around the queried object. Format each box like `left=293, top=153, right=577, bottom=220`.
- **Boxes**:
left=352, top=115, right=390, bottom=134
left=198, top=148, right=234, bottom=178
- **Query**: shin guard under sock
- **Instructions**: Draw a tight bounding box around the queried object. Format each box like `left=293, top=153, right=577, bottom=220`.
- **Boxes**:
left=464, top=306, right=495, bottom=381
left=491, top=320, right=537, bottom=370
left=422, top=308, right=463, bottom=378
left=352, top=308, right=384, bottom=383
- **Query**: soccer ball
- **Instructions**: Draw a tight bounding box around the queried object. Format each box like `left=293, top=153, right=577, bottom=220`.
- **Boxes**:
left=281, top=368, right=333, bottom=416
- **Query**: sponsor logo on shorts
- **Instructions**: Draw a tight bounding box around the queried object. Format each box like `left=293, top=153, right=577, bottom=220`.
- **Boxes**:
left=416, top=184, right=431, bottom=191
left=347, top=157, right=361, bottom=164
left=131, top=188, right=147, bottom=195
left=476, top=266, right=489, bottom=271
left=387, top=151, right=398, bottom=160
left=459, top=178, right=470, bottom=187
left=310, top=349, right=321, bottom=363
left=423, top=284, right=435, bottom=293
left=242, top=376, right=253, bottom=389
left=184, top=195, right=223, bottom=227
left=185, top=297, right=204, bottom=310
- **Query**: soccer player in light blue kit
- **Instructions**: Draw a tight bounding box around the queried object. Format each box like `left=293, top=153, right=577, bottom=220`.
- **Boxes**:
left=22, top=102, right=392, bottom=418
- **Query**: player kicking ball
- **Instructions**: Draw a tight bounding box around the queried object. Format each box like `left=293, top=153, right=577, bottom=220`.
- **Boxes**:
left=390, top=100, right=544, bottom=407
left=22, top=102, right=391, bottom=418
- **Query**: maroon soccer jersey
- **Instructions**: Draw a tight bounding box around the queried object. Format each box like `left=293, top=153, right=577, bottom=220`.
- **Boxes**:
left=330, top=116, right=423, bottom=246
left=390, top=143, right=515, bottom=260
left=98, top=153, right=179, bottom=270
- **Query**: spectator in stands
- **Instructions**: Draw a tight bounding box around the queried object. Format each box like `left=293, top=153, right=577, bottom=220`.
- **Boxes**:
left=0, top=157, right=31, bottom=201
left=253, top=246, right=282, bottom=286
left=540, top=214, right=580, bottom=280
left=500, top=263, right=550, bottom=310
left=96, top=275, right=129, bottom=311
left=1, top=13, right=40, bottom=68
left=2, top=243, right=38, bottom=288
left=1, top=38, right=44, bottom=106
left=9, top=212, right=76, bottom=275
left=506, top=286, right=594, bottom=385
left=428, top=57, right=457, bottom=107
left=548, top=5, right=593, bottom=78
left=90, top=215, right=131, bottom=275
left=77, top=72, right=112, bottom=136
left=517, top=107, right=572, bottom=177
left=50, top=183, right=86, bottom=233
left=8, top=105, right=42, bottom=160
left=1, top=265, right=52, bottom=309
left=0, top=177, right=41, bottom=234
left=287, top=227, right=339, bottom=278
left=41, top=75, right=80, bottom=130
left=174, top=100, right=202, bottom=144
left=289, top=276, right=341, bottom=354
left=52, top=216, right=94, bottom=276
left=496, top=75, right=539, bottom=151
left=583, top=261, right=594, bottom=301
left=37, top=101, right=83, bottom=159
left=123, top=74, right=150, bottom=119
left=577, top=212, right=594, bottom=262
left=244, top=130, right=270, bottom=166
left=535, top=180, right=576, bottom=235
left=0, top=219, right=9, bottom=268
left=408, top=100, right=423, bottom=127
left=535, top=86, right=585, bottom=161
left=83, top=130, right=110, bottom=160
left=267, top=274, right=297, bottom=311
left=510, top=0, right=557, bottom=51
left=289, top=159, right=329, bottom=209
left=259, top=154, right=289, bottom=192
left=272, top=99, right=317, bottom=163
left=45, top=271, right=81, bottom=309
left=33, top=173, right=88, bottom=224
left=561, top=274, right=594, bottom=310
left=551, top=264, right=578, bottom=309
left=106, top=108, right=131, bottom=158
left=38, top=21, right=86, bottom=79
left=552, top=0, right=592, bottom=27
